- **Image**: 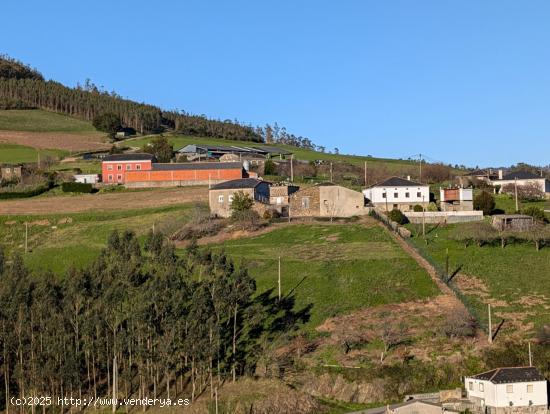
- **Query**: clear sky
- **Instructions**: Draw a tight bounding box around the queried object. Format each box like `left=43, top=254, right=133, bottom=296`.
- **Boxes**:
left=2, top=0, right=550, bottom=167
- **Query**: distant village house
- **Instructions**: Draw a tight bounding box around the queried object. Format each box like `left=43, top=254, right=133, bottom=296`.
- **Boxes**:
left=363, top=177, right=430, bottom=212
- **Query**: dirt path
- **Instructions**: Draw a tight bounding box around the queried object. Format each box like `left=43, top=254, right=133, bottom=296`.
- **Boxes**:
left=0, top=187, right=208, bottom=215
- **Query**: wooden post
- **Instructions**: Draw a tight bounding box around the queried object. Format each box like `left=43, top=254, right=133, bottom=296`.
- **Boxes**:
left=422, top=196, right=426, bottom=238
left=25, top=222, right=28, bottom=254
left=529, top=342, right=532, bottom=366
left=112, top=355, right=117, bottom=413
left=290, top=154, right=294, bottom=182
left=364, top=161, right=367, bottom=187
left=514, top=177, right=519, bottom=212
left=330, top=162, right=333, bottom=183
left=419, top=153, right=422, bottom=183
left=445, top=248, right=449, bottom=278
left=278, top=256, right=281, bottom=301
left=215, top=387, right=218, bottom=414
left=488, top=304, right=493, bottom=344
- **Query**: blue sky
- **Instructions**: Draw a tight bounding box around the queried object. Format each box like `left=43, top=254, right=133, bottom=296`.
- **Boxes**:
left=2, top=1, right=550, bottom=167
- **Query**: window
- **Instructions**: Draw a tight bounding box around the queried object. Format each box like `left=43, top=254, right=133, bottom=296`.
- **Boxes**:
left=506, top=384, right=513, bottom=393
left=276, top=197, right=283, bottom=205
left=527, top=384, right=533, bottom=393
left=117, top=165, right=122, bottom=171
left=218, top=195, right=224, bottom=203
left=479, top=383, right=484, bottom=392
left=382, top=192, right=387, bottom=198
left=126, top=164, right=132, bottom=170
left=394, top=192, right=398, bottom=198
left=117, top=174, right=122, bottom=182
left=405, top=192, right=410, bottom=198
left=468, top=381, right=473, bottom=391
left=228, top=195, right=234, bottom=203
left=108, top=174, right=113, bottom=182
left=136, top=164, right=141, bottom=170
left=417, top=192, right=421, bottom=197
left=107, top=165, right=113, bottom=171
left=301, top=197, right=310, bottom=209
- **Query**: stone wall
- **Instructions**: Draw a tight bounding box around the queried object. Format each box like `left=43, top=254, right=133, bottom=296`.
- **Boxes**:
left=289, top=187, right=321, bottom=217
left=404, top=211, right=483, bottom=224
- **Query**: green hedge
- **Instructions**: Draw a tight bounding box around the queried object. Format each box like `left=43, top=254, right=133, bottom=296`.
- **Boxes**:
left=0, top=185, right=49, bottom=199
left=61, top=182, right=94, bottom=193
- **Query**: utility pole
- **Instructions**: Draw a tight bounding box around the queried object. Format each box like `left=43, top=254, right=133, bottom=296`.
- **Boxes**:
left=364, top=160, right=367, bottom=187
left=488, top=304, right=493, bottom=344
left=420, top=154, right=423, bottom=180
left=330, top=162, right=333, bottom=183
left=112, top=355, right=117, bottom=413
left=152, top=222, right=155, bottom=234
left=422, top=196, right=426, bottom=238
left=25, top=222, right=28, bottom=253
left=529, top=342, right=533, bottom=366
left=290, top=154, right=294, bottom=182
left=514, top=177, right=519, bottom=212
left=278, top=256, right=281, bottom=301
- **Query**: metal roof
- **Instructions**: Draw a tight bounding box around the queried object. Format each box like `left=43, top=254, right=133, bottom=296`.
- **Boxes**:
left=177, top=143, right=292, bottom=155
left=152, top=162, right=242, bottom=171
left=469, top=367, right=545, bottom=384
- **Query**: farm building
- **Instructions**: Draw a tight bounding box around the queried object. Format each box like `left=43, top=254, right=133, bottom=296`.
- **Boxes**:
left=0, top=164, right=23, bottom=181
left=177, top=144, right=292, bottom=161
left=491, top=215, right=535, bottom=232
left=289, top=183, right=368, bottom=218
left=101, top=153, right=248, bottom=187
left=74, top=174, right=100, bottom=184
left=439, top=187, right=474, bottom=211
left=465, top=367, right=547, bottom=414
left=269, top=183, right=299, bottom=215
left=458, top=168, right=500, bottom=186
left=492, top=170, right=550, bottom=196
left=363, top=177, right=430, bottom=212
left=209, top=178, right=271, bottom=218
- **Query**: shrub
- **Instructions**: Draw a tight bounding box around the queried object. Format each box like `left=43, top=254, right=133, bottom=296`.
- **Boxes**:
left=230, top=191, right=254, bottom=216
left=264, top=159, right=277, bottom=175
left=388, top=209, right=407, bottom=225
left=502, top=182, right=545, bottom=201
left=523, top=206, right=547, bottom=223
left=427, top=202, right=438, bottom=212
left=473, top=191, right=495, bottom=215
left=61, top=182, right=93, bottom=193
left=413, top=204, right=424, bottom=212
left=0, top=185, right=49, bottom=199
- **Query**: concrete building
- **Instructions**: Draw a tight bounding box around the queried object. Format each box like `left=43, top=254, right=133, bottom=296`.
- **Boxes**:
left=209, top=178, right=270, bottom=218
left=492, top=171, right=550, bottom=196
left=465, top=367, right=547, bottom=414
left=74, top=174, right=100, bottom=184
left=102, top=153, right=247, bottom=187
left=0, top=164, right=23, bottom=181
left=363, top=177, right=430, bottom=212
left=178, top=144, right=292, bottom=161
left=439, top=187, right=474, bottom=211
left=290, top=184, right=368, bottom=218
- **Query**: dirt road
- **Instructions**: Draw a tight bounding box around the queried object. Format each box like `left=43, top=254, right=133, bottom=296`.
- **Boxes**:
left=0, top=187, right=208, bottom=215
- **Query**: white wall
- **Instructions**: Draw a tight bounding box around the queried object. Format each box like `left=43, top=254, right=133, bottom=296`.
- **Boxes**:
left=465, top=377, right=547, bottom=407
left=363, top=185, right=430, bottom=206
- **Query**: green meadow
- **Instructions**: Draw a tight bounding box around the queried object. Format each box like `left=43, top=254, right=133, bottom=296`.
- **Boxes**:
left=0, top=142, right=68, bottom=163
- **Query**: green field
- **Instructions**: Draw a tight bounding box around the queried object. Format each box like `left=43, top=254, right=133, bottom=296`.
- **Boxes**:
left=0, top=109, right=98, bottom=133
left=124, top=134, right=422, bottom=172
left=493, top=193, right=550, bottom=214
left=407, top=223, right=550, bottom=334
left=0, top=205, right=193, bottom=274
left=208, top=223, right=439, bottom=329
left=0, top=143, right=68, bottom=164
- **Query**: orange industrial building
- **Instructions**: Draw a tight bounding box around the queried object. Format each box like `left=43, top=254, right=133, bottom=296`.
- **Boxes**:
left=102, top=153, right=248, bottom=187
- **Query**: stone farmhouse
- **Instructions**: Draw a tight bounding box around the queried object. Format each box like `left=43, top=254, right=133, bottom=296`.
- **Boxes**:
left=209, top=178, right=271, bottom=218
left=101, top=153, right=249, bottom=188
left=363, top=177, right=430, bottom=212
left=465, top=367, right=547, bottom=414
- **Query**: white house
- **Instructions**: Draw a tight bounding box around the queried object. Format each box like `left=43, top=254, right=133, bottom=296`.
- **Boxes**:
left=465, top=367, right=547, bottom=414
left=74, top=174, right=100, bottom=184
left=363, top=177, right=430, bottom=212
left=439, top=187, right=474, bottom=212
left=492, top=171, right=550, bottom=196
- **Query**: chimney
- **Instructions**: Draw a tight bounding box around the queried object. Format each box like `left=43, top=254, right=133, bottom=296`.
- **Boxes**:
left=498, top=169, right=503, bottom=180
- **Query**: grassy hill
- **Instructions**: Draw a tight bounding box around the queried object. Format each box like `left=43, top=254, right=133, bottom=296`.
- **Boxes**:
left=0, top=109, right=98, bottom=133
left=0, top=142, right=67, bottom=163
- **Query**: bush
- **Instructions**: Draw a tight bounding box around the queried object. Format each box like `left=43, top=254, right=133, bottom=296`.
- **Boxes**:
left=0, top=185, right=49, bottom=199
left=230, top=191, right=254, bottom=216
left=502, top=182, right=545, bottom=201
left=388, top=209, right=407, bottom=225
left=523, top=206, right=547, bottom=223
left=473, top=191, right=495, bottom=215
left=264, top=159, right=277, bottom=175
left=61, top=182, right=94, bottom=193
left=413, top=204, right=424, bottom=212
left=427, top=202, right=438, bottom=212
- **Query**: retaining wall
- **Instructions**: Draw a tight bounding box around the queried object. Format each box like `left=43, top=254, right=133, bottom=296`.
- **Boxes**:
left=404, top=211, right=483, bottom=224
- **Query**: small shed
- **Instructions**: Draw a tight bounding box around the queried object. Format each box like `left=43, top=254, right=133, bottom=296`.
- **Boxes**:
left=74, top=174, right=100, bottom=184
left=491, top=214, right=534, bottom=231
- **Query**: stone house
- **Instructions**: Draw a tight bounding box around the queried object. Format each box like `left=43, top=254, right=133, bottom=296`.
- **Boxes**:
left=464, top=367, right=547, bottom=414
left=491, top=215, right=535, bottom=232
left=289, top=184, right=368, bottom=218
left=209, top=178, right=270, bottom=218
left=0, top=164, right=23, bottom=181
left=269, top=183, right=299, bottom=215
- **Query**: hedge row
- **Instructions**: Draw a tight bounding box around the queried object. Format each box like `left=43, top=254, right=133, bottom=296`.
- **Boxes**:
left=0, top=185, right=49, bottom=199
left=61, top=182, right=94, bottom=193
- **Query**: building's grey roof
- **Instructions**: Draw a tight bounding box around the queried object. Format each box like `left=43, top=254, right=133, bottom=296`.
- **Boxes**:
left=152, top=162, right=242, bottom=171
left=469, top=367, right=545, bottom=384
left=462, top=168, right=498, bottom=177
left=353, top=400, right=455, bottom=414
left=500, top=170, right=543, bottom=180
left=177, top=143, right=292, bottom=156
left=103, top=153, right=156, bottom=162
left=210, top=178, right=267, bottom=190
left=371, top=176, right=425, bottom=187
